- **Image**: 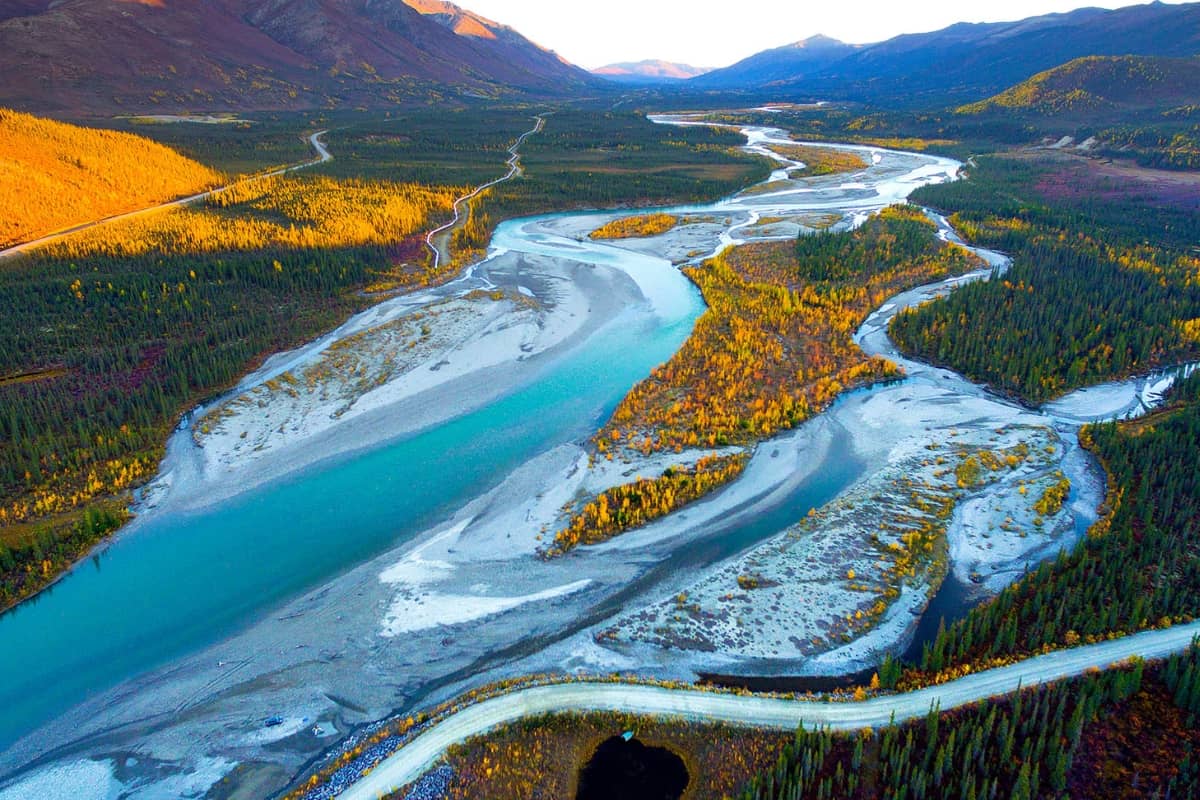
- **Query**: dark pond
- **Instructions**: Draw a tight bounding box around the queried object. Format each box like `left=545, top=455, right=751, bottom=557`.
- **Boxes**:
left=576, top=735, right=689, bottom=800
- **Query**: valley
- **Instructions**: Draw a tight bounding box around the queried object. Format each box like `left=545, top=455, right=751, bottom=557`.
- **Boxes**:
left=2, top=2, right=1200, bottom=799
left=0, top=111, right=1183, bottom=800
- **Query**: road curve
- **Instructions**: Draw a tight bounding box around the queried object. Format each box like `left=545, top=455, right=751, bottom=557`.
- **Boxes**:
left=424, top=115, right=546, bottom=269
left=0, top=130, right=332, bottom=260
left=337, top=620, right=1200, bottom=799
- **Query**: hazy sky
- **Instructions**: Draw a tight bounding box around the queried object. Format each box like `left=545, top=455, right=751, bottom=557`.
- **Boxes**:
left=460, top=0, right=1183, bottom=69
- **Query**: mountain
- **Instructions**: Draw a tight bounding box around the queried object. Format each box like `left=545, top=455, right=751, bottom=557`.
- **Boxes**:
left=695, top=2, right=1200, bottom=107
left=689, top=35, right=858, bottom=90
left=0, top=0, right=599, bottom=115
left=592, top=60, right=711, bottom=83
left=403, top=0, right=586, bottom=84
left=958, top=55, right=1200, bottom=116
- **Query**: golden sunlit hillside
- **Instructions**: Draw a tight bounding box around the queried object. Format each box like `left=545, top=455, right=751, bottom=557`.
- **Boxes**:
left=0, top=109, right=222, bottom=248
left=45, top=175, right=461, bottom=261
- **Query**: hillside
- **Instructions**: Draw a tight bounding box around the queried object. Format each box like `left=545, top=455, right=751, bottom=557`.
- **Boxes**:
left=958, top=55, right=1200, bottom=116
left=593, top=60, right=712, bottom=83
left=0, top=109, right=221, bottom=248
left=689, top=35, right=858, bottom=90
left=0, top=0, right=599, bottom=114
left=0, top=1, right=46, bottom=21
left=690, top=2, right=1200, bottom=106
left=402, top=0, right=589, bottom=87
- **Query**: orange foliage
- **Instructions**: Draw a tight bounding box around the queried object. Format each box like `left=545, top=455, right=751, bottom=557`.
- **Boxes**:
left=5, top=175, right=462, bottom=530
left=589, top=213, right=679, bottom=240
left=766, top=144, right=868, bottom=176
left=0, top=455, right=150, bottom=527
left=43, top=175, right=460, bottom=260
left=549, top=453, right=748, bottom=555
left=1069, top=683, right=1200, bottom=797
left=598, top=210, right=977, bottom=459
left=572, top=206, right=981, bottom=553
left=0, top=108, right=221, bottom=247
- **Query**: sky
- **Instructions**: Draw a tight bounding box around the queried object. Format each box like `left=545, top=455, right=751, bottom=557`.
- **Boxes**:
left=459, top=0, right=1186, bottom=69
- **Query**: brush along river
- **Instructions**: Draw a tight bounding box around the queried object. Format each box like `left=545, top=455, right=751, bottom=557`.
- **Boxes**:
left=0, top=117, right=1184, bottom=800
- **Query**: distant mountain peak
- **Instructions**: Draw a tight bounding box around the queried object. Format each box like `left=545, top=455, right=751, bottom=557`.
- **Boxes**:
left=592, top=60, right=711, bottom=82
left=689, top=33, right=858, bottom=89
left=403, top=0, right=501, bottom=40
left=792, top=34, right=847, bottom=48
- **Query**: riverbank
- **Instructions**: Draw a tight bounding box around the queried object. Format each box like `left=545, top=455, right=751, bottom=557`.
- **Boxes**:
left=0, top=118, right=1123, bottom=800
left=599, top=423, right=1071, bottom=662
left=144, top=249, right=638, bottom=515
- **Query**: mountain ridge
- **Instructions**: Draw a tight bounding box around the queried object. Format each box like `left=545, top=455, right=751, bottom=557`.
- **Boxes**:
left=957, top=54, right=1200, bottom=115
left=0, top=0, right=600, bottom=115
left=687, top=2, right=1200, bottom=106
left=689, top=35, right=859, bottom=89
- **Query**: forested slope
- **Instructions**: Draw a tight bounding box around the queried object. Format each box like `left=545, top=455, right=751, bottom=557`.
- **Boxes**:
left=0, top=110, right=223, bottom=248
left=890, top=154, right=1200, bottom=402
left=958, top=55, right=1200, bottom=116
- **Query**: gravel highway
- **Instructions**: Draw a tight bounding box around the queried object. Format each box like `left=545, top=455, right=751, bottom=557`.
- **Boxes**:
left=339, top=620, right=1200, bottom=799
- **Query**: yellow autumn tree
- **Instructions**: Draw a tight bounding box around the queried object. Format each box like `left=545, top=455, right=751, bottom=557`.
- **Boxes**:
left=0, top=108, right=222, bottom=247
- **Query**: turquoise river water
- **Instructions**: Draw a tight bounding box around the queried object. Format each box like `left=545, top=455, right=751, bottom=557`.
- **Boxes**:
left=0, top=216, right=707, bottom=752
left=0, top=126, right=972, bottom=772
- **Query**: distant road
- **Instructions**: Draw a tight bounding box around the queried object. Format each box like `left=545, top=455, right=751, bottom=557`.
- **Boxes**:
left=424, top=115, right=545, bottom=269
left=0, top=130, right=332, bottom=260
left=336, top=620, right=1200, bottom=799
